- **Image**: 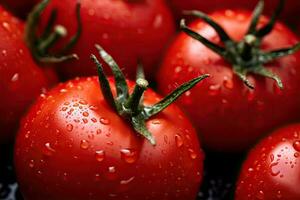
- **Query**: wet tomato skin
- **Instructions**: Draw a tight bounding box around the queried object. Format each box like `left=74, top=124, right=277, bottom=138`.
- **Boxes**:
left=235, top=124, right=300, bottom=200
left=14, top=77, right=204, bottom=200
left=38, top=0, right=175, bottom=80
left=157, top=10, right=300, bottom=152
left=0, top=6, right=53, bottom=143
left=168, top=0, right=300, bottom=25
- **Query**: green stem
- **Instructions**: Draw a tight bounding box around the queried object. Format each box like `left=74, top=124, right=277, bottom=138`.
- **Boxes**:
left=125, top=79, right=149, bottom=115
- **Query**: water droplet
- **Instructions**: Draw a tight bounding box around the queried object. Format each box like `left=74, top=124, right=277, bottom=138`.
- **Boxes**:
left=66, top=124, right=73, bottom=132
left=60, top=89, right=68, bottom=93
left=247, top=89, right=255, bottom=101
left=270, top=162, right=280, bottom=176
left=248, top=167, right=254, bottom=172
left=188, top=149, right=197, bottom=159
left=208, top=84, right=221, bottom=96
left=11, top=73, right=19, bottom=82
left=293, top=140, right=300, bottom=152
left=107, top=141, right=113, bottom=145
left=96, top=129, right=102, bottom=134
left=29, top=160, right=35, bottom=168
left=256, top=190, right=265, bottom=199
left=43, top=142, right=56, bottom=156
left=277, top=190, right=282, bottom=199
left=91, top=118, right=97, bottom=123
left=175, top=134, right=184, bottom=148
left=153, top=14, right=162, bottom=28
left=82, top=118, right=88, bottom=124
left=120, top=176, right=135, bottom=185
left=100, top=117, right=110, bottom=125
left=80, top=140, right=89, bottom=150
left=294, top=152, right=299, bottom=158
left=2, top=50, right=7, bottom=56
left=82, top=112, right=89, bottom=117
left=2, top=22, right=10, bottom=31
left=108, top=166, right=116, bottom=173
left=95, top=150, right=105, bottom=162
left=223, top=77, right=233, bottom=89
left=120, top=149, right=138, bottom=164
left=152, top=120, right=160, bottom=125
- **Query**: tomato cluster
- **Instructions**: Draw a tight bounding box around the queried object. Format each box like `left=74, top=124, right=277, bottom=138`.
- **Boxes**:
left=0, top=0, right=300, bottom=199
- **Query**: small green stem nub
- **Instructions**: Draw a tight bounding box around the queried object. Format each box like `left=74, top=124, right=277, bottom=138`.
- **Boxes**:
left=125, top=79, right=149, bottom=115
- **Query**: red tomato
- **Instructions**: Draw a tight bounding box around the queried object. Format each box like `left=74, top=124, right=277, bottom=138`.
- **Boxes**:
left=157, top=9, right=300, bottom=152
left=0, top=6, right=54, bottom=143
left=14, top=47, right=206, bottom=199
left=0, top=0, right=40, bottom=18
left=235, top=124, right=300, bottom=199
left=168, top=0, right=300, bottom=25
left=31, top=0, right=175, bottom=80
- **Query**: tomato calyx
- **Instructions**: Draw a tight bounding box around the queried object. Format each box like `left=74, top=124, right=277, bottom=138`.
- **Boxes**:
left=25, top=0, right=82, bottom=63
left=91, top=44, right=209, bottom=145
left=180, top=0, right=300, bottom=89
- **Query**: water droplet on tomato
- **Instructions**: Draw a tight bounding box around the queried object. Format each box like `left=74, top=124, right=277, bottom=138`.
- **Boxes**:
left=270, top=162, right=280, bottom=176
left=293, top=140, right=300, bottom=152
left=120, top=149, right=138, bottom=164
left=188, top=149, right=197, bottom=159
left=256, top=190, right=265, bottom=199
left=91, top=118, right=97, bottom=123
left=208, top=84, right=221, bottom=96
left=294, top=152, right=299, bottom=158
left=80, top=140, right=89, bottom=150
left=11, top=73, right=19, bottom=82
left=120, top=176, right=135, bottom=185
left=29, top=160, right=35, bottom=168
left=100, top=117, right=110, bottom=125
left=82, top=112, right=89, bottom=117
left=43, top=142, right=56, bottom=156
left=96, top=129, right=102, bottom=134
left=223, top=77, right=233, bottom=89
left=175, top=134, right=183, bottom=148
left=95, top=150, right=105, bottom=162
left=66, top=124, right=73, bottom=132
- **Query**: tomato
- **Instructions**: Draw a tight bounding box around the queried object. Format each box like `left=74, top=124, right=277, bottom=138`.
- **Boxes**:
left=157, top=4, right=300, bottom=152
left=168, top=0, right=300, bottom=25
left=28, top=0, right=175, bottom=80
left=14, top=46, right=208, bottom=199
left=0, top=0, right=40, bottom=18
left=235, top=124, right=300, bottom=199
left=0, top=6, right=55, bottom=143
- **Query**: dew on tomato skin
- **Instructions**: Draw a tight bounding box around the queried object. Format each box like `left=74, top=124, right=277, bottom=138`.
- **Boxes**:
left=208, top=84, right=221, bottom=96
left=91, top=118, right=97, bottom=123
left=11, top=73, right=19, bottom=82
left=80, top=140, right=89, bottom=150
left=248, top=167, right=254, bottom=172
left=270, top=154, right=275, bottom=162
left=120, top=149, right=138, bottom=164
left=188, top=149, right=197, bottom=159
left=120, top=176, right=135, bottom=185
left=82, top=118, right=88, bottom=124
left=96, top=129, right=102, bottom=135
left=223, top=76, right=233, bottom=89
left=29, top=160, right=35, bottom=168
left=151, top=120, right=160, bottom=125
left=294, top=152, right=299, bottom=158
left=95, top=150, right=105, bottom=162
left=66, top=124, right=73, bottom=132
left=256, top=190, right=265, bottom=199
left=107, top=141, right=113, bottom=145
left=100, top=117, right=110, bottom=125
left=43, top=142, right=56, bottom=156
left=175, top=134, right=184, bottom=148
left=82, top=112, right=89, bottom=117
left=1, top=49, right=7, bottom=56
left=270, top=162, right=280, bottom=176
left=95, top=173, right=101, bottom=182
left=293, top=140, right=300, bottom=152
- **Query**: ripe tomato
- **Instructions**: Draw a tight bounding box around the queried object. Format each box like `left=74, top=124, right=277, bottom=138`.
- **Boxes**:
left=14, top=46, right=207, bottom=199
left=157, top=6, right=300, bottom=152
left=29, top=0, right=175, bottom=80
left=0, top=0, right=40, bottom=18
left=235, top=124, right=300, bottom=199
left=168, top=0, right=300, bottom=25
left=0, top=6, right=54, bottom=143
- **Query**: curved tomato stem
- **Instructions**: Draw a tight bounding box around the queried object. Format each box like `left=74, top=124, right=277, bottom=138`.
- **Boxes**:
left=92, top=44, right=209, bottom=145
left=181, top=0, right=299, bottom=90
left=25, top=0, right=82, bottom=64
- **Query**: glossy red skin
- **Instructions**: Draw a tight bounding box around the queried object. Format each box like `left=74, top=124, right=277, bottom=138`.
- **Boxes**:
left=235, top=124, right=300, bottom=199
left=0, top=0, right=40, bottom=18
left=14, top=77, right=204, bottom=200
left=38, top=0, right=175, bottom=80
left=168, top=0, right=300, bottom=25
left=157, top=10, right=300, bottom=152
left=0, top=6, right=54, bottom=143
